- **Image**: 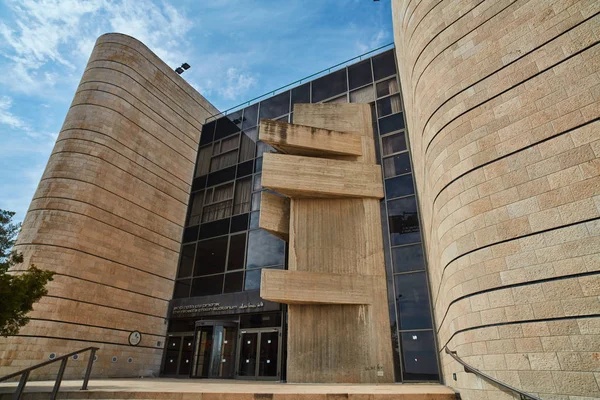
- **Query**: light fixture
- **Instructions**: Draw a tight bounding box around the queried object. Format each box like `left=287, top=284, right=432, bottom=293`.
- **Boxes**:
left=175, top=62, right=191, bottom=75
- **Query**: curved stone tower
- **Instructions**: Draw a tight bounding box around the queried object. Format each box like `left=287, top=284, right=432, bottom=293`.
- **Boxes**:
left=0, top=33, right=218, bottom=378
left=392, top=0, right=600, bottom=398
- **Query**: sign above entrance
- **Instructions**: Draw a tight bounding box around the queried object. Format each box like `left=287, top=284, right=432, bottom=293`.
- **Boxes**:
left=173, top=301, right=265, bottom=315
left=168, top=290, right=280, bottom=319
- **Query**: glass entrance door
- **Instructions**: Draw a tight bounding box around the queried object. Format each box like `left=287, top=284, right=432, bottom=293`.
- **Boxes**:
left=192, top=321, right=237, bottom=378
left=163, top=335, right=194, bottom=376
left=236, top=328, right=281, bottom=379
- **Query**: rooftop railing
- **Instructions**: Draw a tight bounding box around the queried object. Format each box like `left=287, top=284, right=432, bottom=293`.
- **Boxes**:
left=205, top=42, right=395, bottom=123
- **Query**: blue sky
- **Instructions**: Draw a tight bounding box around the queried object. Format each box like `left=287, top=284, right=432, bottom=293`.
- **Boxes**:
left=0, top=0, right=393, bottom=222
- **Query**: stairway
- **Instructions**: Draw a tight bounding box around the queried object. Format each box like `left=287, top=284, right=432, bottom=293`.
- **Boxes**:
left=0, top=379, right=458, bottom=399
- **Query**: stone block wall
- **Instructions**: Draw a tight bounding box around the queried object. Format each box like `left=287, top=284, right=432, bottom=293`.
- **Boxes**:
left=0, top=33, right=218, bottom=379
left=392, top=0, right=600, bottom=398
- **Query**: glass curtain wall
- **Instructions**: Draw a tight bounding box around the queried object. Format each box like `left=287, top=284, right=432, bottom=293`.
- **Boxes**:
left=173, top=49, right=439, bottom=383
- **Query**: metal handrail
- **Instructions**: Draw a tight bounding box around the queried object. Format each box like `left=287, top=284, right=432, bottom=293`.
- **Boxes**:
left=444, top=347, right=541, bottom=400
left=204, top=42, right=395, bottom=123
left=0, top=346, right=99, bottom=400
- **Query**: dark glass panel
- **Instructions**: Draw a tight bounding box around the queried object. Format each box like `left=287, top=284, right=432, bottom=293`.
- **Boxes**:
left=349, top=86, right=375, bottom=103
left=168, top=319, right=195, bottom=333
left=372, top=50, right=396, bottom=81
left=234, top=178, right=252, bottom=215
left=227, top=109, right=243, bottom=129
left=230, top=213, right=249, bottom=233
left=348, top=59, right=372, bottom=90
left=199, top=218, right=230, bottom=240
left=246, top=229, right=285, bottom=269
left=377, top=94, right=402, bottom=117
left=227, top=233, right=246, bottom=271
left=388, top=196, right=421, bottom=246
left=253, top=174, right=262, bottom=191
left=178, top=244, right=196, bottom=278
left=182, top=225, right=199, bottom=243
left=199, top=120, right=216, bottom=146
left=214, top=116, right=240, bottom=141
left=392, top=244, right=425, bottom=273
left=312, top=69, right=347, bottom=103
left=237, top=160, right=254, bottom=178
left=240, top=312, right=282, bottom=328
left=260, top=91, right=290, bottom=119
left=192, top=175, right=207, bottom=192
left=210, top=150, right=238, bottom=172
left=173, top=279, right=191, bottom=299
left=255, top=157, right=263, bottom=173
left=400, top=330, right=439, bottom=381
left=249, top=211, right=259, bottom=229
left=251, top=192, right=261, bottom=211
left=195, top=146, right=212, bottom=177
left=291, top=83, right=310, bottom=106
left=187, top=190, right=205, bottom=226
left=194, top=236, right=228, bottom=276
left=376, top=77, right=399, bottom=98
left=223, top=271, right=243, bottom=293
left=395, top=272, right=433, bottom=330
left=238, top=331, right=258, bottom=375
left=239, top=133, right=256, bottom=162
left=207, top=166, right=236, bottom=187
left=382, top=132, right=407, bottom=156
left=191, top=274, right=224, bottom=297
left=163, top=337, right=180, bottom=374
left=385, top=174, right=415, bottom=199
left=242, top=104, right=259, bottom=129
left=257, top=141, right=276, bottom=157
left=243, top=126, right=258, bottom=141
left=379, top=113, right=405, bottom=135
left=244, top=268, right=261, bottom=291
left=383, top=153, right=411, bottom=178
left=259, top=331, right=279, bottom=376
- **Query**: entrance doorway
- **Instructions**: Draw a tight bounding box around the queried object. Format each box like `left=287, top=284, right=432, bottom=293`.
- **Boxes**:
left=163, top=335, right=194, bottom=376
left=191, top=320, right=237, bottom=378
left=236, top=328, right=281, bottom=379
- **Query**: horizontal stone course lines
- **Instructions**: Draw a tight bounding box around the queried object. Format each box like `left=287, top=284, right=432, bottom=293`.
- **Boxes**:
left=26, top=201, right=179, bottom=254
left=76, top=82, right=198, bottom=151
left=393, top=0, right=600, bottom=396
left=50, top=144, right=188, bottom=205
left=406, top=0, right=444, bottom=43
left=69, top=93, right=196, bottom=163
left=81, top=65, right=202, bottom=139
left=426, top=35, right=600, bottom=178
left=0, top=33, right=217, bottom=379
left=434, top=219, right=600, bottom=312
left=95, top=35, right=218, bottom=119
left=33, top=178, right=182, bottom=242
left=84, top=62, right=203, bottom=136
left=409, top=0, right=488, bottom=85
left=38, top=166, right=185, bottom=228
left=15, top=244, right=173, bottom=297
left=424, top=10, right=600, bottom=153
left=56, top=129, right=190, bottom=191
left=18, top=210, right=178, bottom=279
left=413, top=0, right=518, bottom=96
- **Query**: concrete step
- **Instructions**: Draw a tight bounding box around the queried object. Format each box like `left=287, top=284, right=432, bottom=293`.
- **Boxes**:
left=0, top=378, right=458, bottom=400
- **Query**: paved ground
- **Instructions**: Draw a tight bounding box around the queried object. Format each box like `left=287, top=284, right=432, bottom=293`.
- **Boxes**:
left=0, top=378, right=455, bottom=394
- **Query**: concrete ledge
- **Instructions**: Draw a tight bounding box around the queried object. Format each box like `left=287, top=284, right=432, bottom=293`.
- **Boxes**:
left=262, top=153, right=384, bottom=199
left=259, top=119, right=363, bottom=158
left=259, top=192, right=290, bottom=241
left=260, top=269, right=372, bottom=305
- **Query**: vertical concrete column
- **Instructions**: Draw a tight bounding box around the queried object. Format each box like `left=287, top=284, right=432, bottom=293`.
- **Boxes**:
left=0, top=33, right=218, bottom=378
left=392, top=0, right=600, bottom=398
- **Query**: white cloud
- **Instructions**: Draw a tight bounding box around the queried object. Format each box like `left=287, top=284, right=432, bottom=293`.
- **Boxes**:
left=219, top=67, right=257, bottom=101
left=356, top=29, right=389, bottom=54
left=0, top=96, right=27, bottom=130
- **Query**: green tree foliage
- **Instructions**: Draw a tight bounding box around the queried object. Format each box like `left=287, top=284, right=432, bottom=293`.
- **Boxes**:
left=0, top=209, right=54, bottom=337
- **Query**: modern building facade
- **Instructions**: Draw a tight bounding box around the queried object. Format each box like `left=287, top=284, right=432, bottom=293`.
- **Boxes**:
left=1, top=0, right=599, bottom=398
